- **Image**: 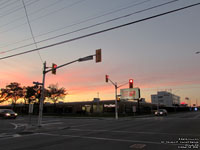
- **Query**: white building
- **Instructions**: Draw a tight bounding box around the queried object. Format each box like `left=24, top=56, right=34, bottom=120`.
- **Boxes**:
left=151, top=91, right=180, bottom=107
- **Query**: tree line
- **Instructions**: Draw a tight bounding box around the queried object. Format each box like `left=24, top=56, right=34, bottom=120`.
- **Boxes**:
left=0, top=82, right=67, bottom=106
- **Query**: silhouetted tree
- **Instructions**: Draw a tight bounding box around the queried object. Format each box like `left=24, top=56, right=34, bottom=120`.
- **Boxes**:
left=47, top=84, right=67, bottom=112
left=0, top=88, right=11, bottom=104
left=6, top=82, right=24, bottom=108
left=24, top=86, right=38, bottom=104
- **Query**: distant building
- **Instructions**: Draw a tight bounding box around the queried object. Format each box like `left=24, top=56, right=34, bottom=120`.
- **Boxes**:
left=151, top=91, right=180, bottom=107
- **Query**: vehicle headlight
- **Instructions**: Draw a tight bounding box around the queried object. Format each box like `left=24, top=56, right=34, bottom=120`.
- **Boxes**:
left=160, top=112, right=163, bottom=114
left=14, top=113, right=18, bottom=116
left=5, top=113, right=11, bottom=116
left=155, top=112, right=157, bottom=114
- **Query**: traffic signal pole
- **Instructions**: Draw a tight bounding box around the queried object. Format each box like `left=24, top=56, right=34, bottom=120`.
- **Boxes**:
left=37, top=50, right=101, bottom=127
left=106, top=75, right=128, bottom=120
left=38, top=61, right=46, bottom=127
left=114, top=82, right=118, bottom=120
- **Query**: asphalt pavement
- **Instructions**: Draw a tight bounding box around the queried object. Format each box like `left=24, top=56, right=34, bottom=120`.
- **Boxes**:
left=0, top=111, right=199, bottom=150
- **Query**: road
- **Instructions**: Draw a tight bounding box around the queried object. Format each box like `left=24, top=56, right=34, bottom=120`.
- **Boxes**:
left=0, top=111, right=200, bottom=150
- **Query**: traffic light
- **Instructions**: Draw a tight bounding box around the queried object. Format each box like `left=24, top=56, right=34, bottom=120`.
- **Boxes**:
left=52, top=63, right=57, bottom=75
left=35, top=87, right=41, bottom=99
left=96, top=49, right=101, bottom=63
left=37, top=89, right=41, bottom=99
left=105, top=75, right=109, bottom=82
left=129, top=79, right=133, bottom=88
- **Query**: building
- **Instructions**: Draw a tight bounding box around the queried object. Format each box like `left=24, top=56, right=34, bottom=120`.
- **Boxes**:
left=151, top=91, right=180, bottom=107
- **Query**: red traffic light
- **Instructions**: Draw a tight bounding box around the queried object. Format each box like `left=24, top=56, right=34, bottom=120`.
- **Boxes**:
left=52, top=63, right=57, bottom=75
left=53, top=64, right=57, bottom=69
left=129, top=79, right=133, bottom=88
left=105, top=75, right=109, bottom=82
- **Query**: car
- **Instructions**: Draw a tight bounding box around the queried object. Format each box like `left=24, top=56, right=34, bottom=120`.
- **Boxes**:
left=0, top=109, right=18, bottom=119
left=154, top=109, right=168, bottom=116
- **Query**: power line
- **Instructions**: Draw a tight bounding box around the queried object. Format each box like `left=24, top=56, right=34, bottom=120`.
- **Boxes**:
left=0, top=0, right=64, bottom=29
left=30, top=0, right=88, bottom=22
left=0, top=0, right=86, bottom=34
left=0, top=0, right=18, bottom=10
left=0, top=0, right=177, bottom=54
left=0, top=0, right=10, bottom=6
left=30, top=0, right=153, bottom=41
left=22, top=0, right=43, bottom=63
left=0, top=0, right=40, bottom=19
left=0, top=2, right=199, bottom=60
left=0, top=0, right=151, bottom=49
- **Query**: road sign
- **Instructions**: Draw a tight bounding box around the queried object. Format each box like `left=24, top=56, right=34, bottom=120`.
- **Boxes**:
left=78, top=55, right=93, bottom=62
left=33, top=81, right=43, bottom=86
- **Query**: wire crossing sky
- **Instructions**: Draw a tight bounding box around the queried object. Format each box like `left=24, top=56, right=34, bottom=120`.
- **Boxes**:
left=1, top=1, right=199, bottom=60
left=0, top=0, right=200, bottom=105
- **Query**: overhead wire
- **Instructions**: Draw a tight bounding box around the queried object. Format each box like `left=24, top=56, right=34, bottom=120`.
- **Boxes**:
left=0, top=0, right=40, bottom=18
left=0, top=0, right=178, bottom=54
left=0, top=0, right=18, bottom=10
left=0, top=0, right=152, bottom=49
left=1, top=2, right=199, bottom=60
left=0, top=0, right=10, bottom=6
left=0, top=0, right=86, bottom=34
left=30, top=0, right=153, bottom=40
left=0, top=0, right=64, bottom=29
left=22, top=0, right=43, bottom=63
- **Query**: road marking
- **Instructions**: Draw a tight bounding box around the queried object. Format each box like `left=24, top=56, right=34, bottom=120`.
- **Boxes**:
left=10, top=123, right=18, bottom=129
left=10, top=123, right=27, bottom=129
left=38, top=133, right=180, bottom=146
left=0, top=133, right=40, bottom=140
left=129, top=144, right=146, bottom=149
left=69, top=128, right=200, bottom=137
left=41, top=122, right=63, bottom=126
left=12, top=134, right=21, bottom=137
left=70, top=123, right=97, bottom=128
left=0, top=133, right=7, bottom=137
left=193, top=113, right=200, bottom=119
left=0, top=133, right=21, bottom=138
left=42, top=119, right=62, bottom=123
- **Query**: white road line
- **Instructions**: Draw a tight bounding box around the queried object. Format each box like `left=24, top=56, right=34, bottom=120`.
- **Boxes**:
left=41, top=122, right=63, bottom=126
left=193, top=113, right=200, bottom=119
left=38, top=133, right=179, bottom=146
left=70, top=123, right=97, bottom=128
left=10, top=123, right=27, bottom=129
left=10, top=123, right=18, bottom=129
left=68, top=128, right=200, bottom=137
left=42, top=119, right=62, bottom=123
left=0, top=133, right=40, bottom=140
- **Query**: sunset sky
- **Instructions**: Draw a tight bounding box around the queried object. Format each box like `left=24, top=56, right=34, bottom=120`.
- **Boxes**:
left=0, top=0, right=200, bottom=105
